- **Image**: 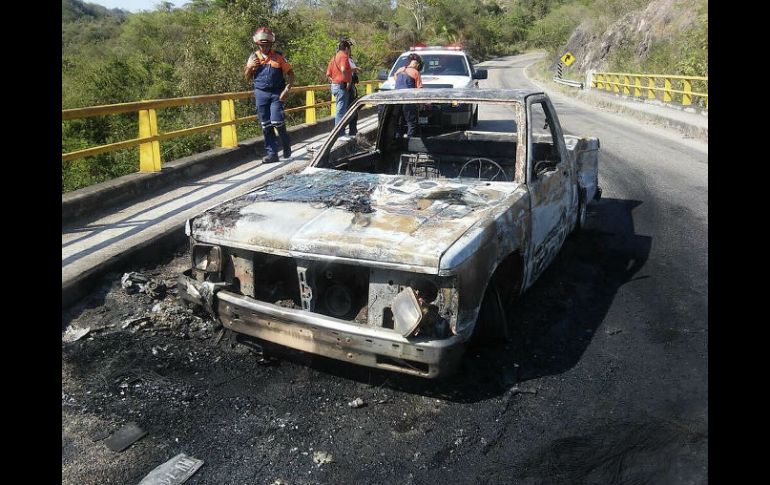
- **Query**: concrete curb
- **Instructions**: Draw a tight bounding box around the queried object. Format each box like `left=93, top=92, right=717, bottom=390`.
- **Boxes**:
left=62, top=222, right=188, bottom=312
left=571, top=90, right=708, bottom=142
left=62, top=115, right=339, bottom=225
left=62, top=154, right=314, bottom=310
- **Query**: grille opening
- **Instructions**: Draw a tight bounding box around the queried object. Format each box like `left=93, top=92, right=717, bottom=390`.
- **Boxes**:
left=312, top=263, right=369, bottom=320
left=250, top=254, right=301, bottom=306
left=382, top=307, right=394, bottom=329
left=375, top=355, right=430, bottom=374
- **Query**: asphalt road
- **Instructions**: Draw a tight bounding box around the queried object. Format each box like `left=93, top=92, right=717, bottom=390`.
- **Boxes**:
left=62, top=53, right=708, bottom=484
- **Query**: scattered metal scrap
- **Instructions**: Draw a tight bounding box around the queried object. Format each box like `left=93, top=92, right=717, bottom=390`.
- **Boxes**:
left=62, top=325, right=90, bottom=343
left=104, top=422, right=147, bottom=452
left=121, top=272, right=167, bottom=299
left=138, top=453, right=204, bottom=485
left=312, top=451, right=334, bottom=465
left=89, top=429, right=111, bottom=442
left=122, top=316, right=151, bottom=330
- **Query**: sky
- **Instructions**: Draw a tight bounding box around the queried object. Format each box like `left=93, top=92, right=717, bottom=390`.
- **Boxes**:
left=86, top=0, right=187, bottom=12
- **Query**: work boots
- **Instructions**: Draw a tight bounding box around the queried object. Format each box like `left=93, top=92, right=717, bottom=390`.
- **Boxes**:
left=262, top=153, right=279, bottom=164
left=275, top=124, right=291, bottom=159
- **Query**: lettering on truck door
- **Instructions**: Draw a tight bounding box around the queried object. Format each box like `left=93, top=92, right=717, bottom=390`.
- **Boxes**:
left=524, top=96, right=573, bottom=288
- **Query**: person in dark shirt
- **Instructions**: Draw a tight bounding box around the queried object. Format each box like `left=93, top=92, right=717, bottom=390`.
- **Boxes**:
left=244, top=27, right=295, bottom=163
left=394, top=53, right=423, bottom=138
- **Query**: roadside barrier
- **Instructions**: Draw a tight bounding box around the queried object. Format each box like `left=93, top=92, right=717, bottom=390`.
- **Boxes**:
left=587, top=71, right=707, bottom=108
left=553, top=77, right=583, bottom=89
left=62, top=81, right=381, bottom=173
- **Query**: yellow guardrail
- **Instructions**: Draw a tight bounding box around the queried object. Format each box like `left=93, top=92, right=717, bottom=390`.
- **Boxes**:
left=62, top=81, right=381, bottom=172
left=591, top=72, right=708, bottom=109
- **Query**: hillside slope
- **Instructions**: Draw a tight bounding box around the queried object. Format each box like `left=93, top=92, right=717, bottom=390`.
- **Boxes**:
left=559, top=0, right=707, bottom=75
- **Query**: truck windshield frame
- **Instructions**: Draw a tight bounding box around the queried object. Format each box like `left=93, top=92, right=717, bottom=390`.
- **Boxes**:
left=388, top=54, right=470, bottom=77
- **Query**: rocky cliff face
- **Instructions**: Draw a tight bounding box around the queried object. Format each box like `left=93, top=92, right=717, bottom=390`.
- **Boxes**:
left=560, top=0, right=699, bottom=72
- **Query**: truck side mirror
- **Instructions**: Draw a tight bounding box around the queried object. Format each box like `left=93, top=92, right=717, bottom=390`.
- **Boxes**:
left=473, top=69, right=488, bottom=80
left=377, top=69, right=389, bottom=81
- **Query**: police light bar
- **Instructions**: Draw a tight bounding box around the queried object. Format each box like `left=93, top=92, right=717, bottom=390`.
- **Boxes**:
left=410, top=44, right=463, bottom=51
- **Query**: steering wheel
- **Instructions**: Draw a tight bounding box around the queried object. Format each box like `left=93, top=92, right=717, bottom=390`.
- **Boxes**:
left=534, top=160, right=557, bottom=176
left=457, top=157, right=510, bottom=182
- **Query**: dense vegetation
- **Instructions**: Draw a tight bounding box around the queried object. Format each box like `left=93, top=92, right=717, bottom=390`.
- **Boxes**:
left=62, top=0, right=707, bottom=192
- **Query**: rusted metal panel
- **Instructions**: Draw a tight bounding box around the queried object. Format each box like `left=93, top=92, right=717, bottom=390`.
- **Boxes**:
left=191, top=168, right=520, bottom=274
left=224, top=248, right=255, bottom=298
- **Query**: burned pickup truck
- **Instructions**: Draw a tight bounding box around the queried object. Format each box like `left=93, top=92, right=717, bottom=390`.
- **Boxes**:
left=178, top=89, right=600, bottom=378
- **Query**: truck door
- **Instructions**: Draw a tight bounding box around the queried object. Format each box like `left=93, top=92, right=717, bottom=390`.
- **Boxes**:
left=524, top=96, right=574, bottom=288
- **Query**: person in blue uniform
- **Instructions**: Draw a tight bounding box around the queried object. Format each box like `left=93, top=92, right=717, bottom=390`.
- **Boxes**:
left=244, top=27, right=295, bottom=163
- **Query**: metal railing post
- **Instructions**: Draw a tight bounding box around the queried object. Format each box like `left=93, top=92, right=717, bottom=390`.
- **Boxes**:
left=682, top=79, right=692, bottom=106
left=138, top=108, right=161, bottom=172
left=364, top=83, right=374, bottom=107
left=305, top=90, right=317, bottom=124
left=220, top=99, right=238, bottom=148
left=623, top=75, right=630, bottom=95
left=63, top=79, right=440, bottom=181
left=664, top=78, right=672, bottom=102
left=634, top=77, right=641, bottom=97
left=613, top=75, right=620, bottom=93
left=647, top=77, right=656, bottom=99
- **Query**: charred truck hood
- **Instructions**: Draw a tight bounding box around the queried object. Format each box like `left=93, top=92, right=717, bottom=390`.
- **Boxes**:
left=189, top=167, right=521, bottom=274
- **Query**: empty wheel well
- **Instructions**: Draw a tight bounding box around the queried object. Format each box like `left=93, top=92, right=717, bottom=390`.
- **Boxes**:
left=490, top=250, right=524, bottom=301
left=470, top=250, right=524, bottom=345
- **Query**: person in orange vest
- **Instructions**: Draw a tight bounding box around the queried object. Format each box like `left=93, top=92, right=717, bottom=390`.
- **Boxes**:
left=394, top=53, right=423, bottom=137
left=326, top=40, right=354, bottom=134
left=244, top=27, right=295, bottom=163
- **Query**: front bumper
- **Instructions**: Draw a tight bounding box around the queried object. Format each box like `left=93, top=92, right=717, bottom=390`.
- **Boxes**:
left=178, top=271, right=465, bottom=378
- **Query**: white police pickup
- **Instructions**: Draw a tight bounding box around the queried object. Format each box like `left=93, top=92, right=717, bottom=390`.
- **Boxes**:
left=377, top=46, right=488, bottom=128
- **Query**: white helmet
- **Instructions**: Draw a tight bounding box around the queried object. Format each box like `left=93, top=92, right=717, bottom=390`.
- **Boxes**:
left=253, top=27, right=275, bottom=44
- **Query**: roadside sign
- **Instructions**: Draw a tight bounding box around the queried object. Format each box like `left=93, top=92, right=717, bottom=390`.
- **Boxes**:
left=560, top=52, right=575, bottom=66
